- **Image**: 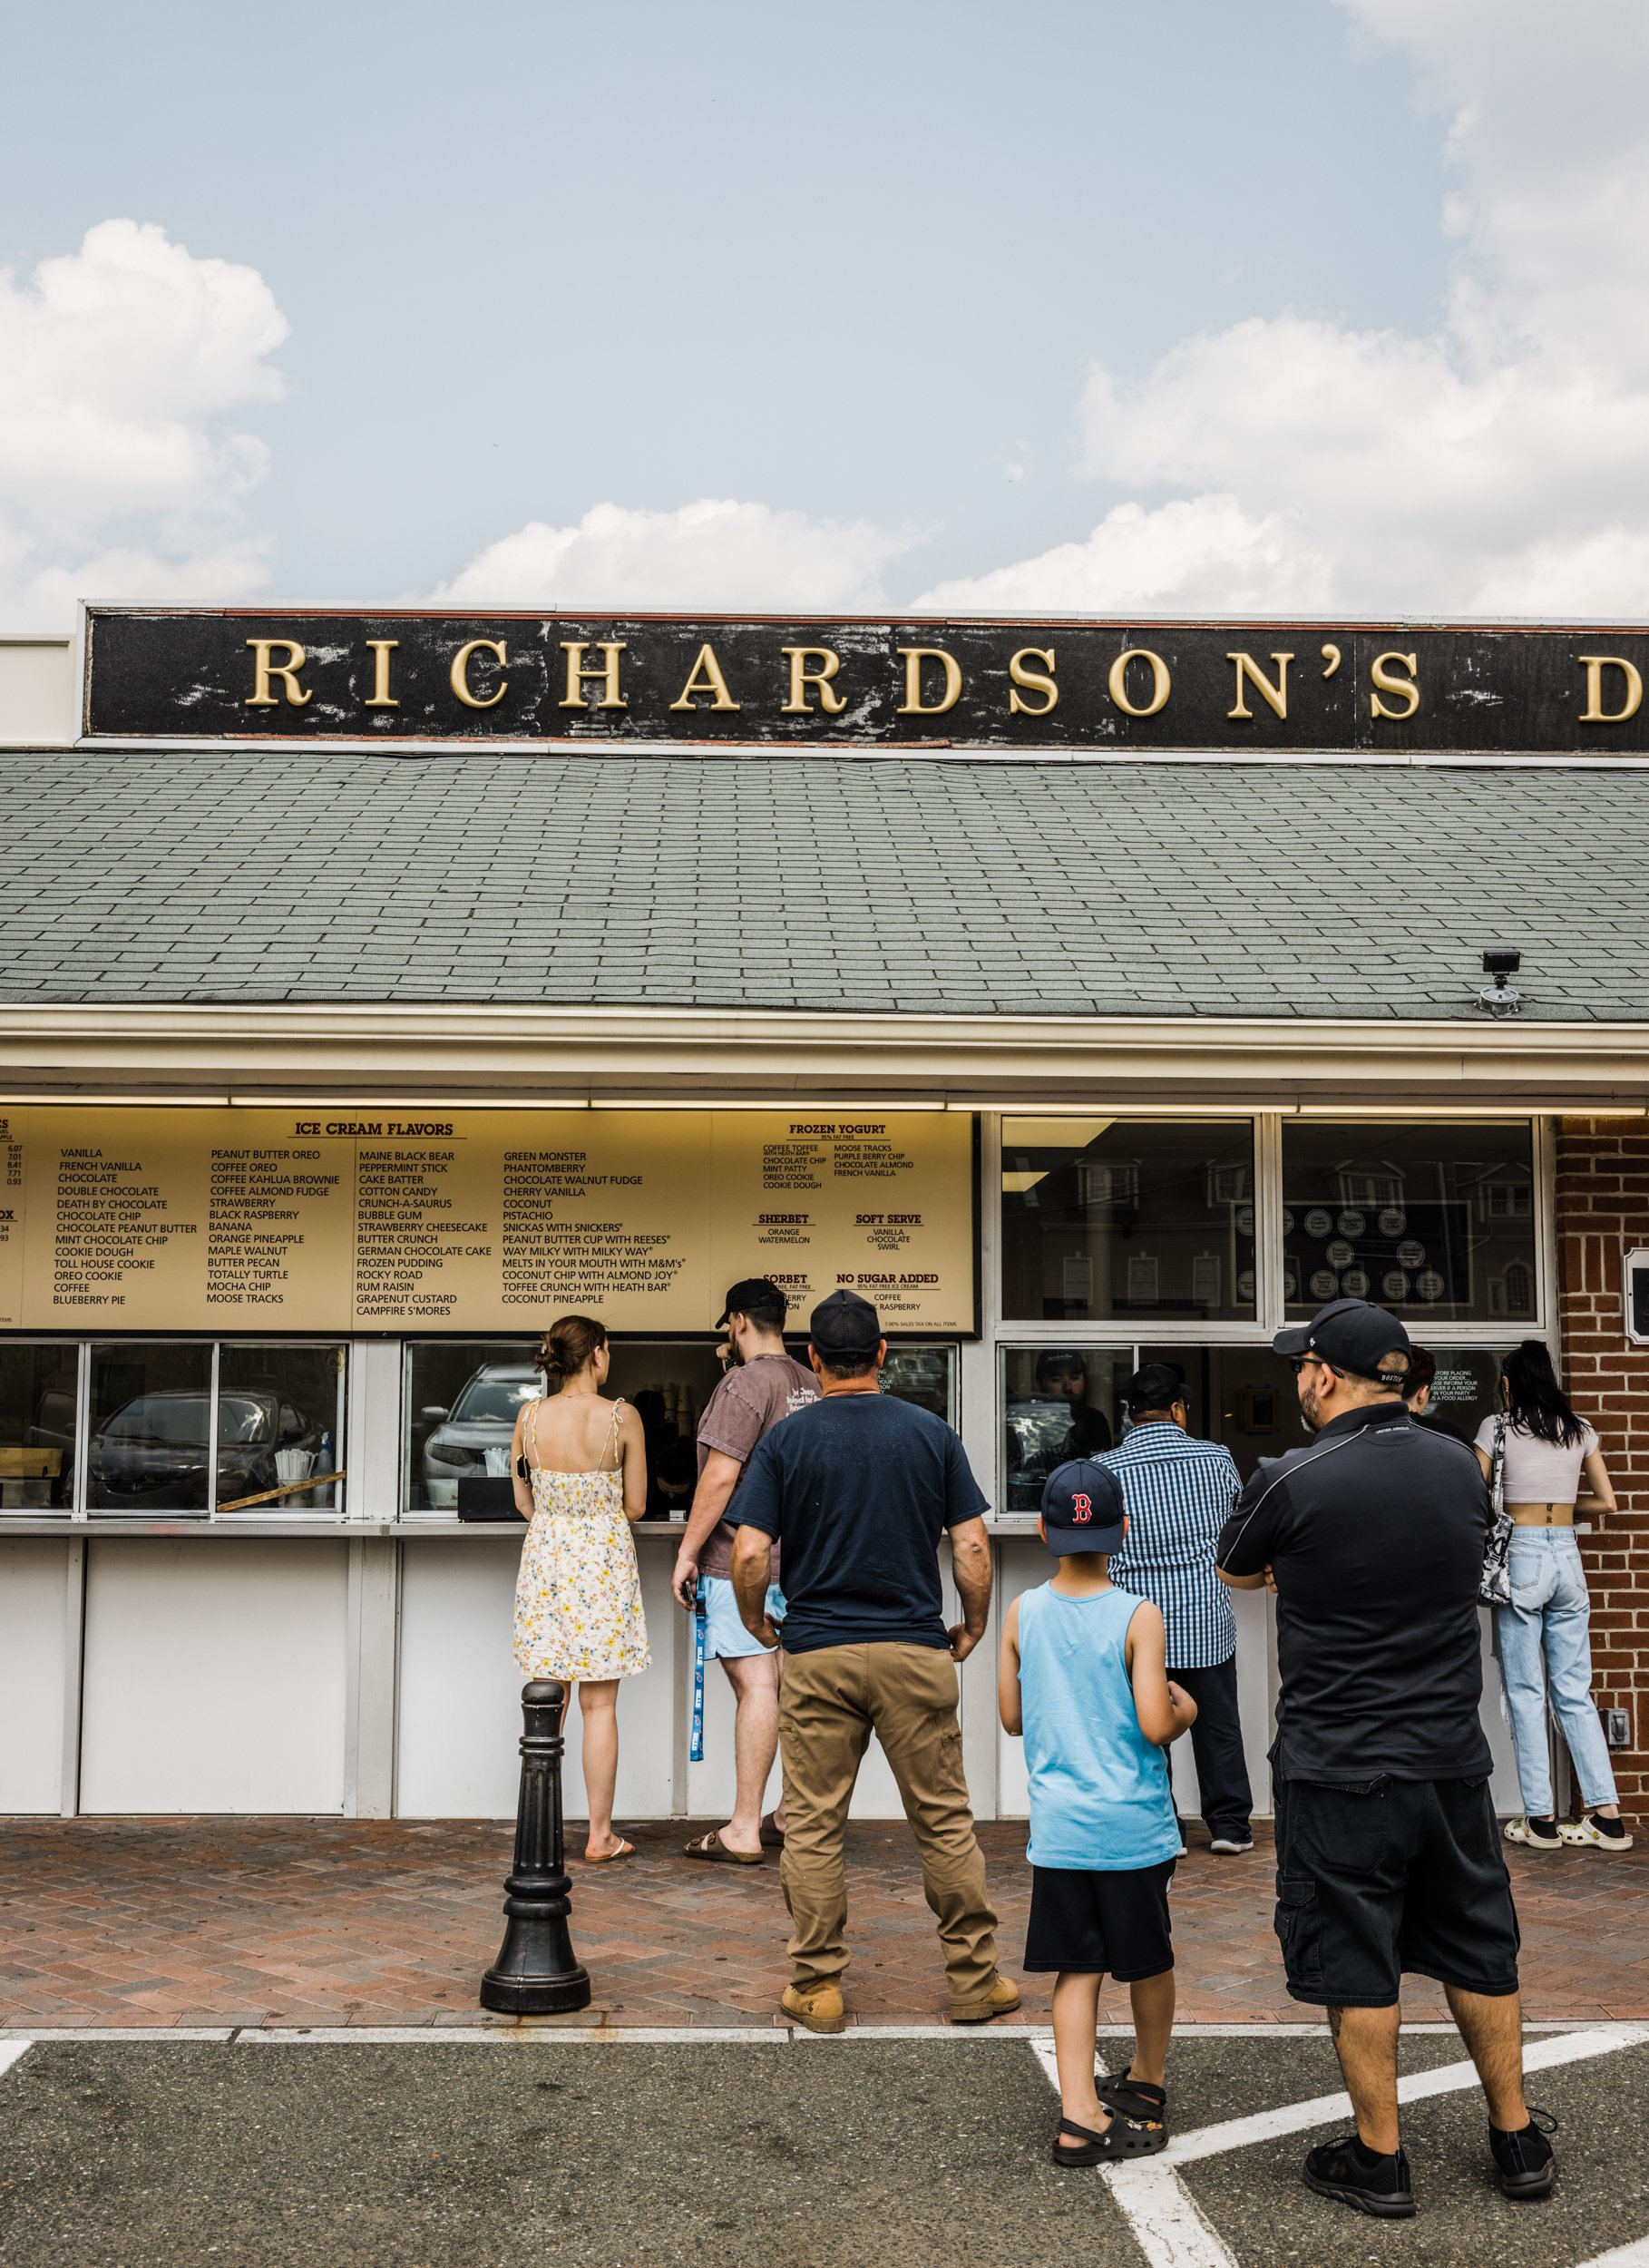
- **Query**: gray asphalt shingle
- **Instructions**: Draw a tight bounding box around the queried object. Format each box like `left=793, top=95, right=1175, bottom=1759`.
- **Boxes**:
left=1, top=746, right=1645, bottom=1021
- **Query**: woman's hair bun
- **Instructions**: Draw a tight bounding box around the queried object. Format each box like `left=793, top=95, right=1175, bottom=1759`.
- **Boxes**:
left=537, top=1314, right=607, bottom=1381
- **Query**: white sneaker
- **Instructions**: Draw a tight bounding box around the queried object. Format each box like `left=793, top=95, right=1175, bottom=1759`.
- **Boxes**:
left=1558, top=1813, right=1634, bottom=1853
left=1503, top=1814, right=1565, bottom=1852
left=1209, top=1836, right=1254, bottom=1855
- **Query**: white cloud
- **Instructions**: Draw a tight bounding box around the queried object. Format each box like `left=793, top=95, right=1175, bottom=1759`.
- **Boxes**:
left=431, top=498, right=915, bottom=611
left=0, top=220, right=287, bottom=628
left=916, top=2, right=1649, bottom=619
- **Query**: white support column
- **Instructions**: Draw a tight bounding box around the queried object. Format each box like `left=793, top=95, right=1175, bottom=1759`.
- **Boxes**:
left=344, top=1538, right=399, bottom=1817
left=343, top=1336, right=404, bottom=1815
left=59, top=1536, right=85, bottom=1818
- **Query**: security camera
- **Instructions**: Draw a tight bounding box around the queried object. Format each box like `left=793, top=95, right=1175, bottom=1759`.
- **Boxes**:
left=1478, top=948, right=1523, bottom=1017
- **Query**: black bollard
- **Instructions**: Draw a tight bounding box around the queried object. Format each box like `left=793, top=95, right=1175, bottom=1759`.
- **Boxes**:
left=480, top=1679, right=592, bottom=2014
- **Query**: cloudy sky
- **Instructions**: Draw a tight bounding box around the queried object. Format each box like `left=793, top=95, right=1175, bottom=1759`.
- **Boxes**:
left=1, top=0, right=1644, bottom=626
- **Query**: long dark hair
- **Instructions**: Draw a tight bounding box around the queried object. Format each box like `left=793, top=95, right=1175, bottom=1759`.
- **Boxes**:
left=1501, top=1340, right=1585, bottom=1448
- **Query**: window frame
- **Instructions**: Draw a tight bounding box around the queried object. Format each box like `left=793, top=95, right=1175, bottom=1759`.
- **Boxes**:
left=0, top=1335, right=348, bottom=1522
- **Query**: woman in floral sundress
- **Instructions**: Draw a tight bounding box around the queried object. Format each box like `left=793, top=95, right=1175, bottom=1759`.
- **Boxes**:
left=511, top=1314, right=649, bottom=1862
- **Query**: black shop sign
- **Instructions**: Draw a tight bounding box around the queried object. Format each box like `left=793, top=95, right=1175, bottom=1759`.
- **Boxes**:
left=79, top=606, right=1649, bottom=756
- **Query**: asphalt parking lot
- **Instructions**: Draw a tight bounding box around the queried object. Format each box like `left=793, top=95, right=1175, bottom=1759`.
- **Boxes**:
left=1, top=2030, right=1645, bottom=2268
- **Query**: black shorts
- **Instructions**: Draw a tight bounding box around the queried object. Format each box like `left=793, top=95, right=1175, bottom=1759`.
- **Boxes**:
left=1273, top=1775, right=1520, bottom=2009
left=1023, top=1860, right=1175, bottom=1980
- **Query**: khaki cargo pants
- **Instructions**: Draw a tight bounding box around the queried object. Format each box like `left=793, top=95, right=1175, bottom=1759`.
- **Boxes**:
left=778, top=1640, right=1001, bottom=2006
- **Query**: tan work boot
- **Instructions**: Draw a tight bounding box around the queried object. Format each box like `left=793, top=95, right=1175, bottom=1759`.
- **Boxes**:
left=782, top=1980, right=846, bottom=2035
left=949, top=1972, right=1022, bottom=2025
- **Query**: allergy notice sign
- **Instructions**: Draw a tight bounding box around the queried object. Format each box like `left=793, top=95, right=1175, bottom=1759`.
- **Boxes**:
left=0, top=1109, right=974, bottom=1333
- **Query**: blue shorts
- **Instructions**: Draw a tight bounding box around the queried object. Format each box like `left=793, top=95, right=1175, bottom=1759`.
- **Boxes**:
left=701, top=1574, right=786, bottom=1660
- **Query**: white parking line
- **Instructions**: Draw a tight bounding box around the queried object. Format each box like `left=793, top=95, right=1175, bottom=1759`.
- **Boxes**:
left=1578, top=2244, right=1649, bottom=2267
left=1030, top=2024, right=1649, bottom=2268
left=0, top=2039, right=33, bottom=2079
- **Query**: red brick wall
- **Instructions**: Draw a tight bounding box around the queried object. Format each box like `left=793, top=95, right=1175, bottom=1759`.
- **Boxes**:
left=1556, top=1117, right=1649, bottom=1818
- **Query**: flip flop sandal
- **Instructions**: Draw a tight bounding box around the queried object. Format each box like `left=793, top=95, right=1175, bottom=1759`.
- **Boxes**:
left=1052, top=2115, right=1167, bottom=2169
left=581, top=1838, right=636, bottom=1864
left=1097, top=2072, right=1168, bottom=2124
left=759, top=1813, right=785, bottom=1850
left=682, top=1830, right=765, bottom=1866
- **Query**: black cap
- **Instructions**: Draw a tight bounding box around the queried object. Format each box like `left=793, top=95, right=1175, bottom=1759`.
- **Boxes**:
left=1040, top=1458, right=1127, bottom=1554
left=1126, top=1362, right=1187, bottom=1417
left=1273, top=1297, right=1412, bottom=1385
left=716, top=1277, right=787, bottom=1328
left=809, top=1287, right=882, bottom=1354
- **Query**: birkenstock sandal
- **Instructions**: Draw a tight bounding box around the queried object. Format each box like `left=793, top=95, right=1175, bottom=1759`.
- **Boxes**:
left=682, top=1830, right=765, bottom=1865
left=759, top=1812, right=785, bottom=1849
left=1096, top=2071, right=1168, bottom=2124
left=1052, top=2114, right=1167, bottom=2168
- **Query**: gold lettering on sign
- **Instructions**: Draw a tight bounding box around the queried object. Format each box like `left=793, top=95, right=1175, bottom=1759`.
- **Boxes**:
left=244, top=640, right=312, bottom=708
left=1370, top=650, right=1420, bottom=721
left=1320, top=643, right=1342, bottom=679
left=1226, top=650, right=1293, bottom=719
left=780, top=647, right=845, bottom=715
left=1578, top=654, right=1644, bottom=723
left=560, top=641, right=629, bottom=709
left=450, top=639, right=508, bottom=709
left=896, top=647, right=962, bottom=717
left=1107, top=648, right=1171, bottom=719
left=1008, top=647, right=1058, bottom=716
left=668, top=643, right=740, bottom=712
left=364, top=640, right=399, bottom=708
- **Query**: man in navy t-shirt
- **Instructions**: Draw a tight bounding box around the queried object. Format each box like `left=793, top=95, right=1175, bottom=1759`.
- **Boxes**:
left=731, top=1289, right=1017, bottom=2035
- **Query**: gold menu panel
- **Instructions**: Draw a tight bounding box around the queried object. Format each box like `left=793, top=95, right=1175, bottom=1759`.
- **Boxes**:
left=0, top=1109, right=973, bottom=1333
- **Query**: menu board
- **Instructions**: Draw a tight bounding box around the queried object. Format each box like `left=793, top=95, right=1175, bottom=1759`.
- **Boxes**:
left=0, top=1109, right=973, bottom=1333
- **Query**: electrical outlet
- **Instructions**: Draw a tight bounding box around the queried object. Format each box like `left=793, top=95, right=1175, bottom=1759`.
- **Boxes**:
left=1603, top=1708, right=1632, bottom=1749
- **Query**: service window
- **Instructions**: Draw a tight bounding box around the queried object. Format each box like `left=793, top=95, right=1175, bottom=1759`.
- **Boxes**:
left=1001, top=1119, right=1257, bottom=1322
left=405, top=1339, right=539, bottom=1511
left=1282, top=1122, right=1537, bottom=1322
left=0, top=1342, right=78, bottom=1512
left=86, top=1343, right=213, bottom=1515
left=999, top=1346, right=1134, bottom=1511
left=879, top=1343, right=959, bottom=1424
left=216, top=1344, right=346, bottom=1515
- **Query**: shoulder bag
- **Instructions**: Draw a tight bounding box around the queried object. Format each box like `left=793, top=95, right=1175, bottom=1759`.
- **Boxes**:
left=1478, top=1414, right=1514, bottom=1607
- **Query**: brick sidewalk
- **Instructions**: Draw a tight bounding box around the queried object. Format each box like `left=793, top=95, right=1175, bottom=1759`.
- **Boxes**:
left=3, top=1818, right=1646, bottom=2029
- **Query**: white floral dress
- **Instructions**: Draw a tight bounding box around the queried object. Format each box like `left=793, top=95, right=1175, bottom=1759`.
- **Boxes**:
left=512, top=1398, right=650, bottom=1683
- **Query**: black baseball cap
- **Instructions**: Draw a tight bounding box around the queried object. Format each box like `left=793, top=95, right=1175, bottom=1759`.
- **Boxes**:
left=1126, top=1362, right=1187, bottom=1416
left=1273, top=1297, right=1412, bottom=1385
left=809, top=1288, right=883, bottom=1354
left=717, top=1277, right=786, bottom=1327
left=1040, top=1458, right=1127, bottom=1554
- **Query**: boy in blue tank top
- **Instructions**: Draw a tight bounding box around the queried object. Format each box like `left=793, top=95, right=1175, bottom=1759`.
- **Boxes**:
left=1000, top=1457, right=1198, bottom=2167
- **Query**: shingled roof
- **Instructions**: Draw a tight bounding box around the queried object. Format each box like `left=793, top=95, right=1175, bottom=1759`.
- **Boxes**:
left=1, top=747, right=1645, bottom=1021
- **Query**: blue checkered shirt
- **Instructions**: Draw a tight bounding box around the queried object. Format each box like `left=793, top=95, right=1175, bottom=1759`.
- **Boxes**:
left=1102, top=1422, right=1241, bottom=1668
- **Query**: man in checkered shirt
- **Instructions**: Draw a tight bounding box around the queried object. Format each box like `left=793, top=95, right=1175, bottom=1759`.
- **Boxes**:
left=1103, top=1364, right=1254, bottom=1854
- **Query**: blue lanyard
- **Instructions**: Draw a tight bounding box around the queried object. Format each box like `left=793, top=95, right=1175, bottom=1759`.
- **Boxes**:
left=690, top=1577, right=707, bottom=1764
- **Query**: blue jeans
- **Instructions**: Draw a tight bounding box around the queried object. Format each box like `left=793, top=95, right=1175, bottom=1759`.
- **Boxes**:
left=1495, top=1529, right=1618, bottom=1815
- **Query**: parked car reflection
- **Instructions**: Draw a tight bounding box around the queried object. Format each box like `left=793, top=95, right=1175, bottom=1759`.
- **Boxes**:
left=420, top=1361, right=542, bottom=1509
left=87, top=1390, right=317, bottom=1511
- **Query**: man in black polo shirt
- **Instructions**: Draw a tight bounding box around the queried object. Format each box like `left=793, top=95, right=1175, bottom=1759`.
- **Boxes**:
left=1217, top=1299, right=1555, bottom=2219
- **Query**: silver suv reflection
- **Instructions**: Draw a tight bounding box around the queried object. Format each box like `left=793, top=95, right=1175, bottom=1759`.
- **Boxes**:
left=421, top=1362, right=541, bottom=1508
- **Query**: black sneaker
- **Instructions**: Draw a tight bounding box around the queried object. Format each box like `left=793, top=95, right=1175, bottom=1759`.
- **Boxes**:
left=1303, top=2136, right=1416, bottom=2218
left=1489, top=2109, right=1556, bottom=2199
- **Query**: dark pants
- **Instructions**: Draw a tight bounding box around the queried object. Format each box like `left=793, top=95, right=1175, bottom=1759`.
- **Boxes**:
left=1168, top=1655, right=1252, bottom=1842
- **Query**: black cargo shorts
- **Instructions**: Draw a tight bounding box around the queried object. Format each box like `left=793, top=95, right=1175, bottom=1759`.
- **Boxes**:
left=1272, top=1774, right=1521, bottom=2009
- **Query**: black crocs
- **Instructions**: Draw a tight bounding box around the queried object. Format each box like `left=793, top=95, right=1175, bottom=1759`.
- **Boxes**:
left=1052, top=2113, right=1167, bottom=2169
left=1097, top=2069, right=1168, bottom=2125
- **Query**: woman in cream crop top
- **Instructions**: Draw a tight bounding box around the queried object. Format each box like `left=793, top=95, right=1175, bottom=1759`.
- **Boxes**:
left=1473, top=1347, right=1615, bottom=1527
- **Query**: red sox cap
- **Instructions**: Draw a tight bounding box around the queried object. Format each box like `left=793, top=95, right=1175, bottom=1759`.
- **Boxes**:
left=1039, top=1457, right=1127, bottom=1555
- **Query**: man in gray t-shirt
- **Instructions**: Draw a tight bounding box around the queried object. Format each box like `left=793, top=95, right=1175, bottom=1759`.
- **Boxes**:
left=675, top=1277, right=816, bottom=1865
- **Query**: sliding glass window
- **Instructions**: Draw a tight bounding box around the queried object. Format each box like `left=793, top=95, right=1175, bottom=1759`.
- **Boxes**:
left=1001, top=1119, right=1257, bottom=1323
left=1281, top=1122, right=1537, bottom=1322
